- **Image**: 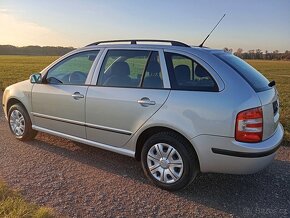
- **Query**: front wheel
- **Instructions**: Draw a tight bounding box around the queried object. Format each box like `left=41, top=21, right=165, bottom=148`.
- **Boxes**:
left=141, top=132, right=199, bottom=191
left=8, top=104, right=37, bottom=141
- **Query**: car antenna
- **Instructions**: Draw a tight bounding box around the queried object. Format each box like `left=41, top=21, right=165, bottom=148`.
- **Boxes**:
left=199, top=14, right=226, bottom=47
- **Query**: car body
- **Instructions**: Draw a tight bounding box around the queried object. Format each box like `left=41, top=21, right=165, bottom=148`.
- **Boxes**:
left=2, top=40, right=284, bottom=190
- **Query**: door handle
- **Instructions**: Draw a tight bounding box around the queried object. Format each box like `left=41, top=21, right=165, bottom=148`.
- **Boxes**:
left=72, top=92, right=84, bottom=100
left=138, top=97, right=156, bottom=107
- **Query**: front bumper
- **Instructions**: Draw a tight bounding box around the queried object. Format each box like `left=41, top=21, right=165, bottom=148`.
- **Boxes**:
left=2, top=103, right=7, bottom=120
left=191, top=123, right=284, bottom=174
left=2, top=89, right=8, bottom=120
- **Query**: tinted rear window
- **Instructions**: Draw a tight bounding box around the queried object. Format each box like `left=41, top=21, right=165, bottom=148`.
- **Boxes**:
left=165, top=52, right=218, bottom=91
left=216, top=53, right=270, bottom=92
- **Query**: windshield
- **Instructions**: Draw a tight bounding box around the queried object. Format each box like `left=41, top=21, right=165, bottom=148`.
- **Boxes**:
left=215, top=52, right=270, bottom=92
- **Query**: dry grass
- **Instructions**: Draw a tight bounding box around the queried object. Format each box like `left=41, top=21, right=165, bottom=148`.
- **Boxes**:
left=0, top=56, right=58, bottom=90
left=0, top=181, right=54, bottom=218
left=247, top=60, right=290, bottom=146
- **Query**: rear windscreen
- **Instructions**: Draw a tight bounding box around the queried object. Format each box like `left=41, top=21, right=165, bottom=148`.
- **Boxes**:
left=215, top=53, right=270, bottom=92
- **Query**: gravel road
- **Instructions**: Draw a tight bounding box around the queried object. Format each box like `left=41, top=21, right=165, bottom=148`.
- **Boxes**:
left=0, top=95, right=289, bottom=217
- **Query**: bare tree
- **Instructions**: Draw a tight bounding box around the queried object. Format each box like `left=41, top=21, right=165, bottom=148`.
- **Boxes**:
left=256, top=49, right=263, bottom=59
left=248, top=50, right=255, bottom=59
left=234, top=48, right=243, bottom=57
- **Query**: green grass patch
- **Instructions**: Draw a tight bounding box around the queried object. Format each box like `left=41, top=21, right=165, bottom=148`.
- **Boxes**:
left=247, top=60, right=290, bottom=146
left=0, top=55, right=58, bottom=89
left=0, top=181, right=54, bottom=218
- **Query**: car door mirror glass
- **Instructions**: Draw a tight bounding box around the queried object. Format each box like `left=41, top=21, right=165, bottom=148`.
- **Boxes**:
left=30, top=73, right=42, bottom=84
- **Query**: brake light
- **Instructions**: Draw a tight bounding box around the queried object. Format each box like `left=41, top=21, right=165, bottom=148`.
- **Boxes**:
left=235, top=107, right=263, bottom=143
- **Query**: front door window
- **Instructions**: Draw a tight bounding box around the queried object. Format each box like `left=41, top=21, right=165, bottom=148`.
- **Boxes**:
left=46, top=50, right=99, bottom=85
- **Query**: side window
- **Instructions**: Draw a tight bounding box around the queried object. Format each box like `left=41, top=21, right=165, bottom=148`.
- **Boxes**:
left=97, top=50, right=163, bottom=88
left=46, top=50, right=99, bottom=85
left=165, top=52, right=218, bottom=91
left=142, top=52, right=163, bottom=88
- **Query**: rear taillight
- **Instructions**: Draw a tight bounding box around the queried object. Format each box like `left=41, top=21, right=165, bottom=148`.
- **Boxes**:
left=235, top=107, right=263, bottom=143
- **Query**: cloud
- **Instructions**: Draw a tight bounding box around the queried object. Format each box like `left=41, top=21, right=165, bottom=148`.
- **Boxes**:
left=0, top=12, right=71, bottom=46
left=0, top=8, right=8, bottom=12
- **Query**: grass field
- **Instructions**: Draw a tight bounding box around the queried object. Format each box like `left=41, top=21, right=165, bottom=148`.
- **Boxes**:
left=0, top=181, right=54, bottom=217
left=0, top=56, right=58, bottom=89
left=0, top=56, right=289, bottom=146
left=246, top=60, right=290, bottom=146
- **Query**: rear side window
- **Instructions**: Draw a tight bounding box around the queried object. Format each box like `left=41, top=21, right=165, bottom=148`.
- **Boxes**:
left=97, top=50, right=163, bottom=89
left=165, top=52, right=218, bottom=91
left=216, top=53, right=270, bottom=92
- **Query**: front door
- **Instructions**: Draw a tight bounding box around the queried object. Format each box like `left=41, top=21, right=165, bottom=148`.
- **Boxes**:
left=31, top=50, right=99, bottom=138
left=86, top=49, right=170, bottom=147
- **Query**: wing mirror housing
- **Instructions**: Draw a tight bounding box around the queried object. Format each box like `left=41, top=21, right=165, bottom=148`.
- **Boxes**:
left=30, top=73, right=42, bottom=84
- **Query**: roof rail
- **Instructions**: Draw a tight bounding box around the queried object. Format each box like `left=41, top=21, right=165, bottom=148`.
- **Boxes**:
left=86, top=39, right=190, bottom=47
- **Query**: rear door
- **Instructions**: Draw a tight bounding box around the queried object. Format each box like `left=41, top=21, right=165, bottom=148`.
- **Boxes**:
left=86, top=48, right=170, bottom=147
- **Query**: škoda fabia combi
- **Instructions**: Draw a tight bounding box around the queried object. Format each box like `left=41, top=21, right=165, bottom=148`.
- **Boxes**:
left=2, top=40, right=284, bottom=190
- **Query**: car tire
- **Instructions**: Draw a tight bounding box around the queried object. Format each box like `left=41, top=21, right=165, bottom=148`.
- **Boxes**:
left=141, top=131, right=199, bottom=191
left=8, top=104, right=37, bottom=141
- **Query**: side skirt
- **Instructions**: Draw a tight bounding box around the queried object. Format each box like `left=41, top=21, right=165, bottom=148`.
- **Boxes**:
left=32, top=125, right=135, bottom=158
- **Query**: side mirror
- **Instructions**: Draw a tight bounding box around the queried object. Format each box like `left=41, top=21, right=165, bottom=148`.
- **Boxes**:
left=30, top=73, right=42, bottom=84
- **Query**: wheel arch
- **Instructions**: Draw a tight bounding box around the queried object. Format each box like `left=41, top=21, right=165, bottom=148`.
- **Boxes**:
left=6, top=97, right=37, bottom=141
left=135, top=126, right=200, bottom=166
left=6, top=98, right=29, bottom=115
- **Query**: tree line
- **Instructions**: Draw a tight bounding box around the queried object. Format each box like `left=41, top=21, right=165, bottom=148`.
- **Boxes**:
left=224, top=48, right=290, bottom=60
left=0, top=45, right=289, bottom=60
left=0, top=45, right=74, bottom=56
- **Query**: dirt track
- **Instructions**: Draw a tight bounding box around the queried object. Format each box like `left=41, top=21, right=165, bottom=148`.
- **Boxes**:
left=0, top=96, right=289, bottom=217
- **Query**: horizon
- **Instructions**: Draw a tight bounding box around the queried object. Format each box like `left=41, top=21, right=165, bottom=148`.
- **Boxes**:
left=0, top=44, right=288, bottom=54
left=0, top=0, right=289, bottom=51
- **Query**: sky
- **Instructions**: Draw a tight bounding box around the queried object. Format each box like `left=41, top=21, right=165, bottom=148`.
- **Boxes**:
left=0, top=0, right=289, bottom=52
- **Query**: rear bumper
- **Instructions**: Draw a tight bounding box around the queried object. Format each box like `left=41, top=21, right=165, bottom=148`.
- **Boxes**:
left=191, top=123, right=284, bottom=174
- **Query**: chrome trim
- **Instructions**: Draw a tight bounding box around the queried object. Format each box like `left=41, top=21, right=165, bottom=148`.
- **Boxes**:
left=137, top=97, right=156, bottom=107
left=31, top=112, right=132, bottom=135
left=32, top=125, right=135, bottom=157
left=72, top=92, right=84, bottom=100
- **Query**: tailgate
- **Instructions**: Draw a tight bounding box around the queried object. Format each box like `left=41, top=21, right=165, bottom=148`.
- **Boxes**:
left=257, top=87, right=280, bottom=140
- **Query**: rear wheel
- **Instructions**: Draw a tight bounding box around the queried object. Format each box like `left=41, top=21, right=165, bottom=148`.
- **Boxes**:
left=8, top=104, right=37, bottom=141
left=141, top=131, right=199, bottom=191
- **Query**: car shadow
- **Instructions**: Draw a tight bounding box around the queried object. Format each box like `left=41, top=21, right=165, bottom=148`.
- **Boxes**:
left=179, top=160, right=290, bottom=217
left=27, top=133, right=148, bottom=182
left=26, top=133, right=290, bottom=217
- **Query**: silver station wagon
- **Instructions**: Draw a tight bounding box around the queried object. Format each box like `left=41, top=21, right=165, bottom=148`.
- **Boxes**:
left=2, top=40, right=284, bottom=190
